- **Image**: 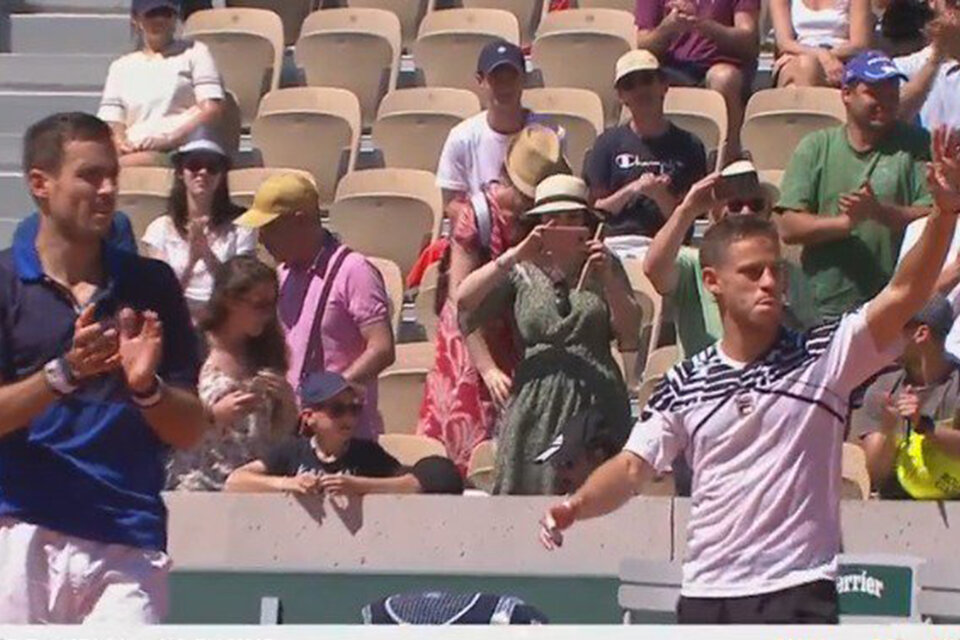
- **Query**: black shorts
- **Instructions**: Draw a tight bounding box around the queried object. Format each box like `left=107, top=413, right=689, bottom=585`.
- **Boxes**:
left=677, top=580, right=839, bottom=624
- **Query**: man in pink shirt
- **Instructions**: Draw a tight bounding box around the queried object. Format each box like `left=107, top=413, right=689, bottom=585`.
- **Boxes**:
left=236, top=174, right=395, bottom=440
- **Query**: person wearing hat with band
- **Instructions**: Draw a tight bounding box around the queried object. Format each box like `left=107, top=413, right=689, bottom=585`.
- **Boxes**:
left=98, top=0, right=224, bottom=167
left=777, top=50, right=934, bottom=320
left=418, top=126, right=569, bottom=476
left=585, top=50, right=707, bottom=251
left=141, top=131, right=254, bottom=320
left=235, top=174, right=394, bottom=441
left=851, top=294, right=960, bottom=500
left=457, top=174, right=640, bottom=494
left=226, top=372, right=463, bottom=496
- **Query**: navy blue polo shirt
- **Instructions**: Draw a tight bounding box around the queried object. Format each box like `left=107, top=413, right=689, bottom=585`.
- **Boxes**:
left=0, top=223, right=199, bottom=551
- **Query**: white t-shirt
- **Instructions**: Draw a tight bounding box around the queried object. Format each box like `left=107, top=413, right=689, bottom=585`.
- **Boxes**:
left=98, top=39, right=224, bottom=145
left=141, top=216, right=258, bottom=303
left=791, top=0, right=850, bottom=49
left=624, top=309, right=896, bottom=598
left=435, top=110, right=542, bottom=195
left=895, top=46, right=960, bottom=131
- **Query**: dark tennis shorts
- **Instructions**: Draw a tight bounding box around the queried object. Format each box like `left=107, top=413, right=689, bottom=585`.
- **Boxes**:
left=677, top=579, right=839, bottom=624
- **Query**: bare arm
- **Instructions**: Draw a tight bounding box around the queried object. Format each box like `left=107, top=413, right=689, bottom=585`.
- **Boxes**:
left=224, top=461, right=292, bottom=493
left=566, top=452, right=654, bottom=521
left=166, top=99, right=223, bottom=148
left=776, top=209, right=856, bottom=245
left=142, top=384, right=207, bottom=450
left=0, top=372, right=58, bottom=438
left=342, top=321, right=395, bottom=385
left=636, top=10, right=684, bottom=55
left=593, top=175, right=675, bottom=220
left=926, top=422, right=960, bottom=459
left=695, top=10, right=760, bottom=62
left=344, top=474, right=422, bottom=495
left=899, top=53, right=945, bottom=123
left=860, top=432, right=898, bottom=490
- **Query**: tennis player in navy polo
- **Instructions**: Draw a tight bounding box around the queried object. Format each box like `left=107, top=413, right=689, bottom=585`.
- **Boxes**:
left=0, top=113, right=205, bottom=623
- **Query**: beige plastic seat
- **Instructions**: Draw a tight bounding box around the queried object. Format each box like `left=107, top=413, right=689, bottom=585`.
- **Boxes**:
left=741, top=87, right=847, bottom=171
left=462, top=0, right=542, bottom=46
left=842, top=442, right=871, bottom=500
left=664, top=87, right=728, bottom=165
left=759, top=169, right=785, bottom=189
left=635, top=375, right=661, bottom=407
left=296, top=8, right=402, bottom=129
left=368, top=256, right=404, bottom=335
left=379, top=431, right=447, bottom=462
left=329, top=168, right=441, bottom=278
left=251, top=87, right=361, bottom=207
left=228, top=167, right=317, bottom=208
left=117, top=167, right=175, bottom=248
left=390, top=341, right=437, bottom=371
left=224, top=0, right=315, bottom=46
left=413, top=8, right=521, bottom=104
left=522, top=87, right=602, bottom=175
left=184, top=8, right=284, bottom=127
left=414, top=261, right=441, bottom=342
left=621, top=258, right=664, bottom=371
left=346, top=0, right=429, bottom=51
left=574, top=0, right=635, bottom=12
left=642, top=345, right=680, bottom=382
left=372, top=88, right=481, bottom=171
left=212, top=90, right=243, bottom=161
left=531, top=9, right=634, bottom=127
left=466, top=439, right=496, bottom=493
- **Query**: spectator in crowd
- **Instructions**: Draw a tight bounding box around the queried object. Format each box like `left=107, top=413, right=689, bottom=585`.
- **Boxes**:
left=0, top=113, right=204, bottom=623
left=585, top=50, right=707, bottom=253
left=635, top=0, right=760, bottom=166
left=457, top=175, right=640, bottom=494
left=141, top=133, right=255, bottom=320
left=168, top=256, right=297, bottom=491
left=225, top=372, right=463, bottom=495
left=236, top=174, right=395, bottom=440
left=644, top=161, right=819, bottom=357
left=15, top=210, right=138, bottom=255
left=878, top=0, right=935, bottom=56
left=897, top=0, right=960, bottom=130
left=770, top=0, right=873, bottom=87
left=98, top=0, right=224, bottom=167
left=776, top=50, right=932, bottom=319
left=535, top=408, right=629, bottom=495
left=851, top=295, right=960, bottom=500
left=539, top=129, right=960, bottom=622
left=418, top=126, right=569, bottom=475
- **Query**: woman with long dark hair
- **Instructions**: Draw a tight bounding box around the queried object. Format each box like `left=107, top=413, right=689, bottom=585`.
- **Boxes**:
left=168, top=256, right=298, bottom=491
left=141, top=134, right=255, bottom=320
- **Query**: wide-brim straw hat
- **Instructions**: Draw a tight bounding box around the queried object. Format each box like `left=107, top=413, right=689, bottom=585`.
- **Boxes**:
left=524, top=174, right=597, bottom=219
left=504, top=125, right=571, bottom=199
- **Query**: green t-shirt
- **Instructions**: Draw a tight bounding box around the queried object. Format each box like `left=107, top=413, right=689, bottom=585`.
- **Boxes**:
left=672, top=246, right=820, bottom=357
left=776, top=123, right=932, bottom=318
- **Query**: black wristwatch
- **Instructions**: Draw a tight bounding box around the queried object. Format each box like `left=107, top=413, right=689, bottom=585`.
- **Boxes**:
left=915, top=415, right=936, bottom=436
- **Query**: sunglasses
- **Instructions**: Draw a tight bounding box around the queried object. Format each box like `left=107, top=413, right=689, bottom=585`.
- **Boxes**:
left=728, top=198, right=766, bottom=213
left=182, top=156, right=224, bottom=174
left=618, top=72, right=659, bottom=91
left=320, top=401, right=364, bottom=418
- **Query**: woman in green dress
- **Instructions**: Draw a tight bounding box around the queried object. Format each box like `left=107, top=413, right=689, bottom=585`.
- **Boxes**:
left=457, top=175, right=641, bottom=495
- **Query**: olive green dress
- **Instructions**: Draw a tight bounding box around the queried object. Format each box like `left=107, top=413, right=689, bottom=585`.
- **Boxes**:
left=464, top=261, right=633, bottom=495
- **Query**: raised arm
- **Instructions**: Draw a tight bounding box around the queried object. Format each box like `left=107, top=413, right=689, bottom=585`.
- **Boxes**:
left=457, top=224, right=546, bottom=314
left=776, top=208, right=860, bottom=245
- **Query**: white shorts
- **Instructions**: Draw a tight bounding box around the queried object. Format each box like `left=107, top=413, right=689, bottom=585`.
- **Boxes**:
left=0, top=516, right=170, bottom=624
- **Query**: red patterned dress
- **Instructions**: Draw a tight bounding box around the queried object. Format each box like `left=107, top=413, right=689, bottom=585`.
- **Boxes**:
left=416, top=189, right=519, bottom=474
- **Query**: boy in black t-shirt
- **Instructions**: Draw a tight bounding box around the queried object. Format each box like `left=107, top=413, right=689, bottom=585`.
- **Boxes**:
left=225, top=372, right=462, bottom=495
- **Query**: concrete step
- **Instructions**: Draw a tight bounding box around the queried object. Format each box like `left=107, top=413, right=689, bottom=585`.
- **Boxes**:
left=0, top=54, right=113, bottom=91
left=10, top=14, right=134, bottom=55
left=0, top=174, right=32, bottom=225
left=0, top=136, right=22, bottom=172
left=0, top=91, right=101, bottom=134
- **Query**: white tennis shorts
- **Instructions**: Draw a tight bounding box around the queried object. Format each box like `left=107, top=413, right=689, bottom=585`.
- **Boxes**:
left=0, top=516, right=170, bottom=624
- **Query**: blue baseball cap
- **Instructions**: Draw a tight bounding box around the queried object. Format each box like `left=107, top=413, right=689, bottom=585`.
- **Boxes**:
left=299, top=372, right=351, bottom=408
left=843, top=50, right=908, bottom=87
left=132, top=0, right=180, bottom=15
left=477, top=39, right=525, bottom=75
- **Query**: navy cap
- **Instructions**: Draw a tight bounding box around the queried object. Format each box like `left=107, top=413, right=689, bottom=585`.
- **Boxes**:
left=132, top=0, right=180, bottom=15
left=911, top=294, right=955, bottom=340
left=299, top=372, right=351, bottom=408
left=477, top=39, right=525, bottom=75
left=843, top=50, right=908, bottom=86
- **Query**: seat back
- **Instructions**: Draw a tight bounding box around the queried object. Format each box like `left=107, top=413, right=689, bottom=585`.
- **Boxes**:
left=462, top=0, right=542, bottom=46
left=252, top=87, right=362, bottom=206
left=391, top=341, right=437, bottom=370
left=346, top=0, right=429, bottom=51
left=228, top=167, right=318, bottom=208
left=117, top=167, right=175, bottom=248
left=575, top=0, right=634, bottom=11
left=368, top=256, right=404, bottom=335
left=225, top=0, right=315, bottom=46
left=642, top=345, right=680, bottom=383
left=372, top=88, right=481, bottom=171
left=663, top=87, right=728, bottom=165
left=184, top=8, right=284, bottom=127
left=379, top=432, right=447, bottom=461
left=296, top=8, right=402, bottom=128
left=466, top=439, right=496, bottom=493
left=842, top=442, right=871, bottom=500
left=621, top=258, right=664, bottom=371
left=522, top=87, right=602, bottom=175
left=413, top=260, right=441, bottom=342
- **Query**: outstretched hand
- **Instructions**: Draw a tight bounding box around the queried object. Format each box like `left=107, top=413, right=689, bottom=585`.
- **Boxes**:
left=539, top=499, right=579, bottom=550
left=118, top=308, right=163, bottom=395
left=928, top=127, right=960, bottom=215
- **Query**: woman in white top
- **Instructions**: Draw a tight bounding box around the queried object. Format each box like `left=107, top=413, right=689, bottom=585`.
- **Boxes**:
left=771, top=0, right=874, bottom=87
left=142, top=134, right=257, bottom=320
left=98, top=0, right=224, bottom=166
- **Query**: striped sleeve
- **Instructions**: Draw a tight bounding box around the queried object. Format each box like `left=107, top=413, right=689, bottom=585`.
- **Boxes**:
left=189, top=41, right=224, bottom=102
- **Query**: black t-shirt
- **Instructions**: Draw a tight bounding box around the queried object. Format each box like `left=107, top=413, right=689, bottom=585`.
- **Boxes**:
left=263, top=437, right=402, bottom=478
left=584, top=122, right=707, bottom=238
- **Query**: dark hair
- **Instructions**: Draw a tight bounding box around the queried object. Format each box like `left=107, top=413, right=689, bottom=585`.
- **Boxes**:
left=22, top=112, right=114, bottom=175
left=168, top=152, right=241, bottom=237
left=700, top=214, right=780, bottom=269
left=199, top=256, right=289, bottom=373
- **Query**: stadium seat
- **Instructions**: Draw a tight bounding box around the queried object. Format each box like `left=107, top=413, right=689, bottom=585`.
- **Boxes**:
left=216, top=91, right=244, bottom=161
left=251, top=87, right=362, bottom=207
left=466, top=439, right=496, bottom=493
left=663, top=88, right=728, bottom=168
left=521, top=87, right=602, bottom=176
left=635, top=375, right=661, bottom=407
left=759, top=169, right=784, bottom=189
left=368, top=256, right=404, bottom=335
left=183, top=8, right=284, bottom=127
left=413, top=261, right=441, bottom=342
left=225, top=0, right=315, bottom=47
left=372, top=88, right=481, bottom=171
left=462, top=0, right=543, bottom=47
left=378, top=371, right=429, bottom=435
left=329, top=168, right=442, bottom=278
left=573, top=0, right=634, bottom=11
left=295, top=8, right=402, bottom=129
left=642, top=345, right=679, bottom=382
left=228, top=167, right=318, bottom=208
left=379, top=432, right=447, bottom=467
left=391, top=341, right=437, bottom=371
left=345, top=0, right=429, bottom=51
left=741, top=87, right=847, bottom=171
left=621, top=258, right=664, bottom=371
left=842, top=442, right=871, bottom=500
left=531, top=9, right=634, bottom=127
left=117, top=167, right=175, bottom=248
left=413, top=8, right=521, bottom=104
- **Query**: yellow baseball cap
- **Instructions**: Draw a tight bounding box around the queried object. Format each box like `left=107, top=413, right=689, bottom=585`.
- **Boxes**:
left=615, top=49, right=661, bottom=85
left=234, top=173, right=319, bottom=229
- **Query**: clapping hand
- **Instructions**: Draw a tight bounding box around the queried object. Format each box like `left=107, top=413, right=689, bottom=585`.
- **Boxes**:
left=928, top=126, right=960, bottom=216
left=282, top=472, right=321, bottom=495
left=838, top=183, right=879, bottom=227
left=187, top=217, right=210, bottom=260
left=117, top=307, right=163, bottom=395
left=210, top=390, right=259, bottom=427
left=64, top=304, right=121, bottom=380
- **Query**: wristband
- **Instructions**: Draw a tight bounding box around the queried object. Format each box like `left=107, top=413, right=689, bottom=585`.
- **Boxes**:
left=43, top=358, right=79, bottom=396
left=131, top=376, right=164, bottom=409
